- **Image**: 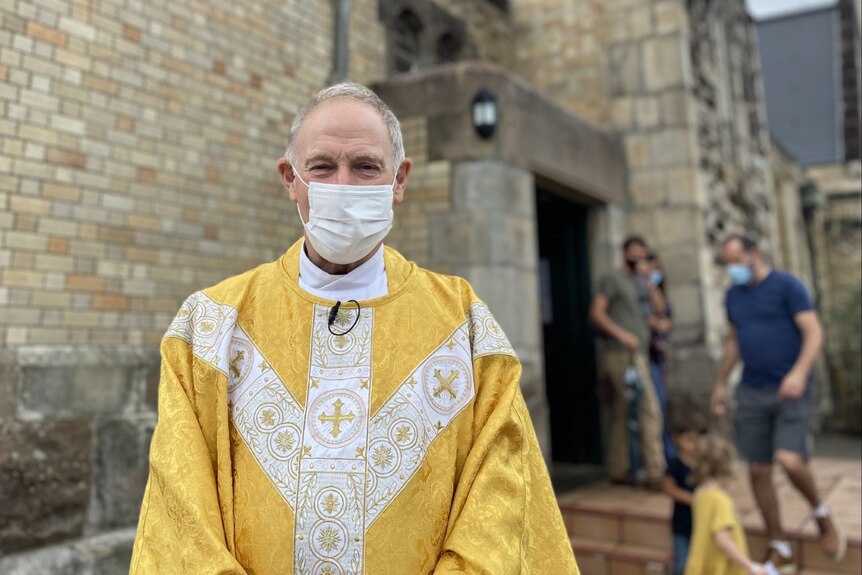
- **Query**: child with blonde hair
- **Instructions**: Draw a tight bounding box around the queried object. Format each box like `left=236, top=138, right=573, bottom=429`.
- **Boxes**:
left=685, top=434, right=773, bottom=575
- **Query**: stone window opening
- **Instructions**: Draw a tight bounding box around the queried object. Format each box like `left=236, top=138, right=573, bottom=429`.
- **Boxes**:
left=392, top=9, right=423, bottom=74
left=380, top=0, right=473, bottom=77
left=436, top=32, right=462, bottom=64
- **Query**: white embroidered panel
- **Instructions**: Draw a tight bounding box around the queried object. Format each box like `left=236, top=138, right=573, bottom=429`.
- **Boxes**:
left=469, top=302, right=517, bottom=360
left=364, top=321, right=474, bottom=528
left=164, top=291, right=237, bottom=375
left=294, top=305, right=373, bottom=575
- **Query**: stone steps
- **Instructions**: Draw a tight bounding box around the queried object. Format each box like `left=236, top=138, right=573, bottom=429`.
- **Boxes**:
left=558, top=483, right=862, bottom=575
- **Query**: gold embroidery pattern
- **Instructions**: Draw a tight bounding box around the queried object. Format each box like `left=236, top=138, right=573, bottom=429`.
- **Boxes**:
left=295, top=305, right=372, bottom=575
left=469, top=302, right=517, bottom=360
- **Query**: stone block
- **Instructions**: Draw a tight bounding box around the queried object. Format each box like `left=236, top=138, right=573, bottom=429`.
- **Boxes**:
left=609, top=44, right=642, bottom=96
left=89, top=417, right=155, bottom=530
left=629, top=169, right=666, bottom=207
left=666, top=282, right=705, bottom=336
left=610, top=97, right=634, bottom=130
left=0, top=419, right=92, bottom=553
left=0, top=529, right=136, bottom=575
left=654, top=0, right=689, bottom=35
left=649, top=128, right=694, bottom=167
left=642, top=35, right=689, bottom=91
left=624, top=134, right=650, bottom=169
left=451, top=160, right=534, bottom=218
left=665, top=166, right=702, bottom=207
left=653, top=206, right=703, bottom=247
left=0, top=350, right=16, bottom=420
left=635, top=97, right=659, bottom=129
left=628, top=6, right=653, bottom=39
left=657, top=244, right=701, bottom=284
left=20, top=365, right=135, bottom=418
left=428, top=212, right=490, bottom=266
left=16, top=346, right=160, bottom=418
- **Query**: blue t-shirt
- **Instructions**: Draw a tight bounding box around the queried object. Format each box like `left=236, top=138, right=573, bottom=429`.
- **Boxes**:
left=726, top=271, right=814, bottom=388
left=667, top=456, right=694, bottom=536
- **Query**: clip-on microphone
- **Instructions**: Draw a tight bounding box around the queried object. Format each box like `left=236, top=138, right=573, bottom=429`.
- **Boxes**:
left=327, top=299, right=361, bottom=336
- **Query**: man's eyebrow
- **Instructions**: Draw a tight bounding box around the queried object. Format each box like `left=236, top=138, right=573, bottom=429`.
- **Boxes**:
left=350, top=153, right=385, bottom=165
left=303, top=153, right=336, bottom=165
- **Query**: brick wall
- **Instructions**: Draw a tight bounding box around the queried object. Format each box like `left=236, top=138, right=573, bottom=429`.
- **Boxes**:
left=0, top=0, right=342, bottom=348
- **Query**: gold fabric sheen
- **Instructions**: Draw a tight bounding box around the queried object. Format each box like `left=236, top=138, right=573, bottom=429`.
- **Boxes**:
left=130, top=240, right=580, bottom=574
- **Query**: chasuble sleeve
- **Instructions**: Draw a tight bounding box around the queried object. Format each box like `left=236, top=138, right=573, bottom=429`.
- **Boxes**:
left=130, top=337, right=247, bottom=575
left=434, top=354, right=580, bottom=574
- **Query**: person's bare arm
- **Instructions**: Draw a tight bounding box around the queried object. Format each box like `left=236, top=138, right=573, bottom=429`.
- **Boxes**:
left=589, top=293, right=639, bottom=352
left=778, top=310, right=823, bottom=400
left=714, top=528, right=763, bottom=574
left=647, top=284, right=667, bottom=318
left=711, top=325, right=739, bottom=415
left=662, top=476, right=693, bottom=506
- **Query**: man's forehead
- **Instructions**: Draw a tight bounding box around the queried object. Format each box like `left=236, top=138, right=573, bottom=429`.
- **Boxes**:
left=295, top=99, right=392, bottom=159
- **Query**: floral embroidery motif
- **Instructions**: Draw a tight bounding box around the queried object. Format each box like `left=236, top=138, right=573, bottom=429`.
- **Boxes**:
left=316, top=526, right=341, bottom=553
left=275, top=430, right=296, bottom=453
left=372, top=445, right=394, bottom=469
left=394, top=425, right=412, bottom=443
left=260, top=409, right=277, bottom=427
left=322, top=493, right=340, bottom=514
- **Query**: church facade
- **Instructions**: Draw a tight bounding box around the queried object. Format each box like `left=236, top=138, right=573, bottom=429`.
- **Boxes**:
left=0, top=0, right=832, bottom=570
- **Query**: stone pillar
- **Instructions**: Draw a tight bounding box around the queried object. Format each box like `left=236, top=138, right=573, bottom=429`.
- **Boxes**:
left=0, top=346, right=158, bottom=573
left=427, top=159, right=551, bottom=459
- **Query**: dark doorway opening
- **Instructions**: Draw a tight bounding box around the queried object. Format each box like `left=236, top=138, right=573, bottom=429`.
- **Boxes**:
left=536, top=188, right=602, bottom=472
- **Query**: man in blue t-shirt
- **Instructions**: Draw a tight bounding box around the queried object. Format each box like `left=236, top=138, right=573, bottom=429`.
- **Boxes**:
left=711, top=234, right=845, bottom=572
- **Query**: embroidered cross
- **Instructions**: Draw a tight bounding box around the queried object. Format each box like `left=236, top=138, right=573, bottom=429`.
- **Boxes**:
left=432, top=369, right=459, bottom=399
left=229, top=350, right=245, bottom=379
left=318, top=399, right=356, bottom=438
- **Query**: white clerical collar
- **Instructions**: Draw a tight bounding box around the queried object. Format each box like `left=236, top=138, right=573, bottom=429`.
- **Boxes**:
left=298, top=242, right=389, bottom=301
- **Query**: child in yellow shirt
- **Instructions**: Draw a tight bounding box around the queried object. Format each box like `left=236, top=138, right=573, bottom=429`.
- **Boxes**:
left=685, top=434, right=770, bottom=575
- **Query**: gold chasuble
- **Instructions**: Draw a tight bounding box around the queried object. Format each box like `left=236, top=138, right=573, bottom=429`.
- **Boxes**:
left=130, top=240, right=579, bottom=574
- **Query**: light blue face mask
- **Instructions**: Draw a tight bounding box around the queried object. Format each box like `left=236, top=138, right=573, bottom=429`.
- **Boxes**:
left=650, top=270, right=663, bottom=286
left=727, top=264, right=753, bottom=286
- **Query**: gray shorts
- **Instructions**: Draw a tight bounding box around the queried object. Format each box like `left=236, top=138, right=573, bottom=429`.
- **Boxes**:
left=734, top=382, right=816, bottom=464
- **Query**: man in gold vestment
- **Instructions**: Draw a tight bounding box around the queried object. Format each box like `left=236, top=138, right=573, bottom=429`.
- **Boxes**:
left=130, top=83, right=580, bottom=574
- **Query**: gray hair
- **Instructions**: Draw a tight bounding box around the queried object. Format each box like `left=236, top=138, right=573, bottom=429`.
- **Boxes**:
left=285, top=82, right=405, bottom=170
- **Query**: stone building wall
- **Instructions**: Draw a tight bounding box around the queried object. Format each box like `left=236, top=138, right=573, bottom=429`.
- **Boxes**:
left=808, top=161, right=862, bottom=432
left=511, top=0, right=612, bottom=128
left=0, top=0, right=328, bottom=348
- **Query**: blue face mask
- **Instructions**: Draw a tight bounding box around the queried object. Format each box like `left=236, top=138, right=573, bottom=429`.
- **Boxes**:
left=727, top=264, right=753, bottom=286
left=650, top=270, right=663, bottom=286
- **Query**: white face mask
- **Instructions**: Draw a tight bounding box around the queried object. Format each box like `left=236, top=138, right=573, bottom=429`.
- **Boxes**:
left=292, top=164, right=396, bottom=265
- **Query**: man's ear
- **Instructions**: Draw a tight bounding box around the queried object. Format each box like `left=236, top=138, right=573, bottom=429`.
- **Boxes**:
left=393, top=158, right=412, bottom=205
left=276, top=157, right=298, bottom=202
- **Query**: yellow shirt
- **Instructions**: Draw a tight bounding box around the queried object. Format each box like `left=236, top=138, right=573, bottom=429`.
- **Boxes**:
left=130, top=239, right=580, bottom=574
left=685, top=487, right=749, bottom=575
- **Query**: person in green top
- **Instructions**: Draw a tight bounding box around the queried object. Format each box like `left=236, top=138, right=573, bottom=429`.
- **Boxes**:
left=590, top=236, right=666, bottom=487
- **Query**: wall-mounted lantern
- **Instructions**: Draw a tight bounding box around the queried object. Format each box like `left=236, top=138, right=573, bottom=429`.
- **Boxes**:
left=471, top=88, right=497, bottom=140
